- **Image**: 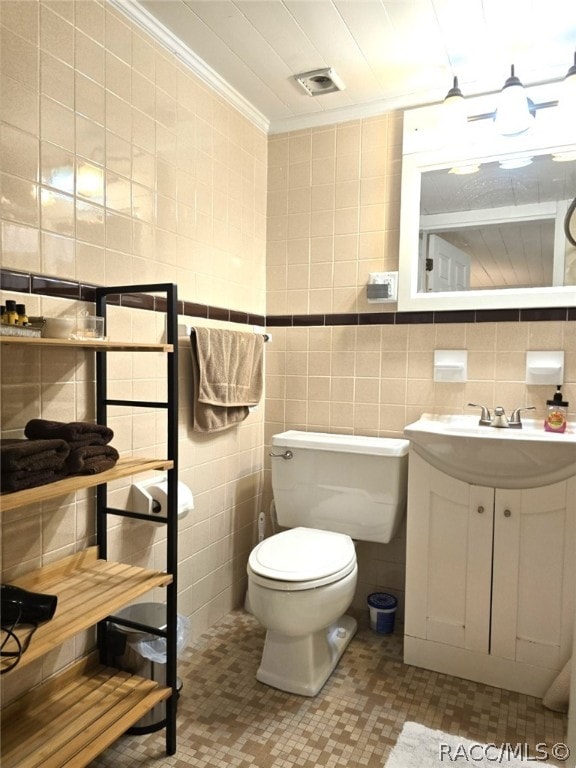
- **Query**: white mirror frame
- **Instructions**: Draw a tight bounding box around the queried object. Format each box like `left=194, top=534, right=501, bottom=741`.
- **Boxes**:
left=398, top=85, right=576, bottom=311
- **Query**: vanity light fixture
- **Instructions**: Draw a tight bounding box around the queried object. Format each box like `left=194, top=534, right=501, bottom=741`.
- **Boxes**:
left=494, top=65, right=535, bottom=137
left=442, top=81, right=479, bottom=174
left=443, top=76, right=467, bottom=133
left=441, top=54, right=576, bottom=138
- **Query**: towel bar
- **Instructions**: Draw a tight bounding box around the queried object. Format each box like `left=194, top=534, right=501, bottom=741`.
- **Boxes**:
left=178, top=323, right=271, bottom=342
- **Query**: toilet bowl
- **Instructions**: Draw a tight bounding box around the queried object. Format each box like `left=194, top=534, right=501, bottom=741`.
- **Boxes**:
left=247, top=527, right=358, bottom=696
left=247, top=430, right=409, bottom=697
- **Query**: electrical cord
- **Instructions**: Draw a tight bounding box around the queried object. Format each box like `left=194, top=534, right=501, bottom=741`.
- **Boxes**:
left=1, top=606, right=39, bottom=674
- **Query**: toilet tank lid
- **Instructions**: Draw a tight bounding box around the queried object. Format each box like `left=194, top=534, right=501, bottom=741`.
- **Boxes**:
left=272, top=430, right=409, bottom=457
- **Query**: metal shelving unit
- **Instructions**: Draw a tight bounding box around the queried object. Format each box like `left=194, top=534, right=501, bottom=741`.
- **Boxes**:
left=94, top=283, right=179, bottom=755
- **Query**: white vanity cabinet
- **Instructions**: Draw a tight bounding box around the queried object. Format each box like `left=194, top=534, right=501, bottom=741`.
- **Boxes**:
left=404, top=451, right=576, bottom=697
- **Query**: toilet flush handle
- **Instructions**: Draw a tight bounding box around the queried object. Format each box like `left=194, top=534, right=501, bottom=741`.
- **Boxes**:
left=269, top=450, right=293, bottom=460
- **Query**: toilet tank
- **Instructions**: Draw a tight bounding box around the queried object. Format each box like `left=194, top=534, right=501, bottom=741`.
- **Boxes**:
left=270, top=430, right=410, bottom=543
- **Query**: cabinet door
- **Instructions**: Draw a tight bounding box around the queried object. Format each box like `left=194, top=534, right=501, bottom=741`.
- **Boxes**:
left=491, top=478, right=576, bottom=670
left=405, top=453, right=494, bottom=652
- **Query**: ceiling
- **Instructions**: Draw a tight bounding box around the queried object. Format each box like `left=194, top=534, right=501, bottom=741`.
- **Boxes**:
left=123, top=0, right=576, bottom=133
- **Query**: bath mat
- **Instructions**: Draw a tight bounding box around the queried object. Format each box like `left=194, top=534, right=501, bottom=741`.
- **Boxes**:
left=385, top=721, right=562, bottom=767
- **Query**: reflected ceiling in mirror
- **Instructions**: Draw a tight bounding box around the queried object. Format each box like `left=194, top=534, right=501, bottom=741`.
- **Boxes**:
left=398, top=88, right=576, bottom=311
left=420, top=153, right=576, bottom=291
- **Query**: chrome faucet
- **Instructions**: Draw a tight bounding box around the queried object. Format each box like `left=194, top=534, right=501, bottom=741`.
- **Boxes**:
left=468, top=403, right=535, bottom=429
left=508, top=406, right=536, bottom=429
left=490, top=406, right=509, bottom=428
left=467, top=403, right=491, bottom=426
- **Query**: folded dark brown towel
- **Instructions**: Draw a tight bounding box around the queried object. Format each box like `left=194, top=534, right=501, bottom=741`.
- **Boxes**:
left=66, top=444, right=119, bottom=475
left=25, top=419, right=114, bottom=449
left=0, top=467, right=68, bottom=492
left=0, top=438, right=70, bottom=473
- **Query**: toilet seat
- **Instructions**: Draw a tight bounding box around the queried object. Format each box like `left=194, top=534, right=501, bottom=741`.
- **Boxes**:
left=248, top=527, right=356, bottom=591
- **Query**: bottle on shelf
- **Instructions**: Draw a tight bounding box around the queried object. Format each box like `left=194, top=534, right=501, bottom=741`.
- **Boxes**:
left=16, top=304, right=28, bottom=325
left=5, top=300, right=18, bottom=324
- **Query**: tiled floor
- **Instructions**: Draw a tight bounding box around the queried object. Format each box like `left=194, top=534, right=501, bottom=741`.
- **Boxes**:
left=91, top=610, right=567, bottom=767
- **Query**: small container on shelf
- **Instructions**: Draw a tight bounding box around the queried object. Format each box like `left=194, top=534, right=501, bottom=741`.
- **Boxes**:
left=16, top=304, right=28, bottom=325
left=71, top=314, right=106, bottom=340
left=5, top=300, right=18, bottom=325
left=42, top=316, right=76, bottom=339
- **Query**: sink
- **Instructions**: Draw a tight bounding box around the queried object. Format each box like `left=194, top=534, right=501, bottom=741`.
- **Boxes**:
left=404, top=413, right=576, bottom=489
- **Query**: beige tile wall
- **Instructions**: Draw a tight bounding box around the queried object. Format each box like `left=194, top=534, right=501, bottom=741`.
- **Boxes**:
left=264, top=118, right=576, bottom=619
left=0, top=0, right=267, bottom=701
left=267, top=115, right=403, bottom=315
left=1, top=1, right=266, bottom=310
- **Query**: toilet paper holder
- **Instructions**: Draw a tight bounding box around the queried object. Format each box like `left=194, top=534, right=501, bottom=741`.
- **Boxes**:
left=131, top=476, right=194, bottom=520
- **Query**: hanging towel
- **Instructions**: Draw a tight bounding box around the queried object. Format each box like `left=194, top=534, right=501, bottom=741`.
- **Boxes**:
left=190, top=328, right=264, bottom=433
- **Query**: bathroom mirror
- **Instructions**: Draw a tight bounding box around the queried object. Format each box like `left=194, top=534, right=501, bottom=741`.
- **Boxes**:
left=398, top=90, right=576, bottom=311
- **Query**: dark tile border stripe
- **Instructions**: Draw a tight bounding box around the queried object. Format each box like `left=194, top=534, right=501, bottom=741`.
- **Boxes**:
left=520, top=307, right=571, bottom=322
left=0, top=269, right=266, bottom=326
left=31, top=275, right=81, bottom=300
left=0, top=269, right=573, bottom=327
left=1, top=270, right=32, bottom=294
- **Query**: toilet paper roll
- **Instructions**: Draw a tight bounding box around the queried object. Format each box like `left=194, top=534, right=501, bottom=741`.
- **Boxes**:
left=132, top=478, right=194, bottom=520
left=148, top=480, right=194, bottom=519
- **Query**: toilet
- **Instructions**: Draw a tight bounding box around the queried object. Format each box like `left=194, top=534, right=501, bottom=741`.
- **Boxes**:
left=247, top=430, right=409, bottom=696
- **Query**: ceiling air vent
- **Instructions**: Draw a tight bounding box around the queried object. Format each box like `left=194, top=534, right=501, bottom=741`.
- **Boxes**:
left=294, top=68, right=346, bottom=96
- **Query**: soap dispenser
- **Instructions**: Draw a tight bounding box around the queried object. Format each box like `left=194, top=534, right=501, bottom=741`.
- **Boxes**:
left=544, top=385, right=568, bottom=433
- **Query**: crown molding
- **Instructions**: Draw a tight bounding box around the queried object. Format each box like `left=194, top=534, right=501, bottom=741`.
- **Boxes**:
left=109, top=0, right=270, bottom=134
left=103, top=3, right=570, bottom=139
left=268, top=97, right=417, bottom=134
left=109, top=0, right=421, bottom=136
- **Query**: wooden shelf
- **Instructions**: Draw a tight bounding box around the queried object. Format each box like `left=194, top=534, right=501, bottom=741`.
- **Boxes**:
left=0, top=335, right=173, bottom=352
left=0, top=547, right=172, bottom=674
left=0, top=456, right=174, bottom=512
left=1, top=656, right=171, bottom=768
